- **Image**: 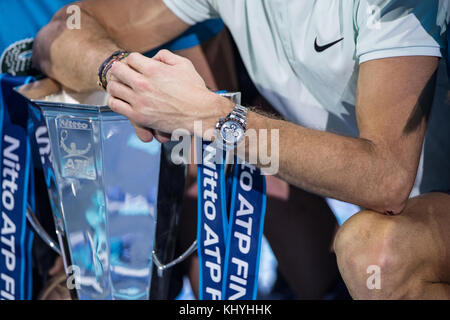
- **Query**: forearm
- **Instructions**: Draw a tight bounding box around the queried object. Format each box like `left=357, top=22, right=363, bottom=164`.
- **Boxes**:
left=33, top=0, right=190, bottom=92
left=202, top=95, right=412, bottom=213
left=244, top=112, right=414, bottom=214
left=33, top=5, right=120, bottom=91
left=102, top=51, right=430, bottom=215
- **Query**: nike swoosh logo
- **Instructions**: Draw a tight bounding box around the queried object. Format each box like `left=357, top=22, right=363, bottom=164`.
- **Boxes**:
left=314, top=37, right=344, bottom=52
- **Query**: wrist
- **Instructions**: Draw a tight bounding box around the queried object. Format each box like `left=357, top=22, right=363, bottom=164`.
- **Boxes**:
left=198, top=92, right=235, bottom=136
left=97, top=50, right=129, bottom=90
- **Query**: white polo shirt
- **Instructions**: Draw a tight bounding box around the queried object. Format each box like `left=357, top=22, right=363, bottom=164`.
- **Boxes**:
left=163, top=0, right=450, bottom=196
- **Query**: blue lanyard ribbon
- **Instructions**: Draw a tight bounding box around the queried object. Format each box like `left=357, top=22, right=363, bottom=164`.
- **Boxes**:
left=0, top=74, right=34, bottom=300
left=197, top=140, right=266, bottom=300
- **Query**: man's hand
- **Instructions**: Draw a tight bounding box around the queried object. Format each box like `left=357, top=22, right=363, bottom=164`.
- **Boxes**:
left=107, top=50, right=233, bottom=136
left=106, top=59, right=171, bottom=143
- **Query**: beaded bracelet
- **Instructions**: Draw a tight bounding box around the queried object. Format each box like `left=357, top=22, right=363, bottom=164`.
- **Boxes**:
left=97, top=50, right=130, bottom=90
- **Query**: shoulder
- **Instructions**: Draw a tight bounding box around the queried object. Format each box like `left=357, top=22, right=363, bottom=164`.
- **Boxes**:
left=354, top=0, right=446, bottom=62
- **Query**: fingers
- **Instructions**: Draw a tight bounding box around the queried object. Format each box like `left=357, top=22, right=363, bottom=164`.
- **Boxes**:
left=126, top=52, right=164, bottom=75
left=152, top=49, right=185, bottom=66
left=131, top=123, right=171, bottom=144
left=154, top=130, right=171, bottom=143
left=107, top=95, right=139, bottom=121
left=109, top=61, right=143, bottom=89
left=130, top=120, right=155, bottom=143
left=125, top=51, right=186, bottom=76
left=107, top=79, right=136, bottom=105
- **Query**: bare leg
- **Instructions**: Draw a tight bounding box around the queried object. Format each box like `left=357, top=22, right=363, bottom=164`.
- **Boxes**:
left=335, top=192, right=450, bottom=299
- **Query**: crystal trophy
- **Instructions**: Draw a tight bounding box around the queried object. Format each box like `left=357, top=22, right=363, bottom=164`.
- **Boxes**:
left=16, top=79, right=194, bottom=300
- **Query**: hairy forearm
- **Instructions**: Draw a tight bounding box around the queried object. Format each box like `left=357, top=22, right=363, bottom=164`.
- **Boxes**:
left=33, top=5, right=120, bottom=91
left=100, top=47, right=432, bottom=215
left=203, top=95, right=412, bottom=213
left=33, top=0, right=189, bottom=92
left=244, top=112, right=413, bottom=214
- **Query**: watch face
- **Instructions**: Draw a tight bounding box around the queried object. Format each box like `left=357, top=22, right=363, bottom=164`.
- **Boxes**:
left=220, top=120, right=245, bottom=145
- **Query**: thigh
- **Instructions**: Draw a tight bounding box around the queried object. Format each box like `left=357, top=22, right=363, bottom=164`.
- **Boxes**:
left=396, top=192, right=450, bottom=283
left=335, top=192, right=450, bottom=299
left=353, top=192, right=450, bottom=288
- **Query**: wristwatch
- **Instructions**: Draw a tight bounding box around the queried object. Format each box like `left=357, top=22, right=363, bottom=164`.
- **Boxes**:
left=215, top=104, right=248, bottom=150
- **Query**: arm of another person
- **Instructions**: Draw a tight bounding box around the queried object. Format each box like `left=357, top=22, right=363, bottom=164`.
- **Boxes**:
left=106, top=51, right=438, bottom=214
left=32, top=0, right=190, bottom=92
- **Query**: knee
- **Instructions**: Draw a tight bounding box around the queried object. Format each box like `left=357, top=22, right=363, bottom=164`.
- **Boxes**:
left=334, top=210, right=415, bottom=299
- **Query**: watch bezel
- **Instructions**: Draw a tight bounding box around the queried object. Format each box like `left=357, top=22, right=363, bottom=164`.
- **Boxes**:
left=215, top=104, right=248, bottom=150
left=215, top=122, right=244, bottom=151
left=220, top=119, right=245, bottom=144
